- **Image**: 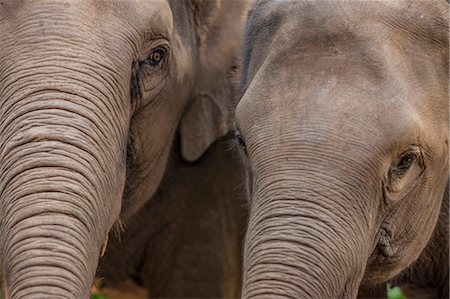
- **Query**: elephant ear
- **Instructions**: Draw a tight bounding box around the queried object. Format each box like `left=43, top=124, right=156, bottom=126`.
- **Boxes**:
left=179, top=0, right=249, bottom=162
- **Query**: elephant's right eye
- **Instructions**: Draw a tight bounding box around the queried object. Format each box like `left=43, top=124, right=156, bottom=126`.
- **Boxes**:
left=131, top=41, right=170, bottom=104
left=390, top=149, right=422, bottom=178
left=393, top=154, right=415, bottom=173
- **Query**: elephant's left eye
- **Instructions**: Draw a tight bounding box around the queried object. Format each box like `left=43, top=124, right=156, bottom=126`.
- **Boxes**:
left=386, top=146, right=424, bottom=194
left=144, top=47, right=167, bottom=66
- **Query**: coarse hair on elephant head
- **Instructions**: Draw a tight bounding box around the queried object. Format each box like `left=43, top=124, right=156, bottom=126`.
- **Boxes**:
left=0, top=0, right=250, bottom=298
left=235, top=0, right=449, bottom=298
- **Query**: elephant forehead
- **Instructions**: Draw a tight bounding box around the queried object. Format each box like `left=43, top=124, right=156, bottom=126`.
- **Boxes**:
left=0, top=0, right=173, bottom=39
left=239, top=1, right=448, bottom=156
left=236, top=62, right=435, bottom=160
left=0, top=0, right=176, bottom=68
left=243, top=0, right=448, bottom=86
left=96, top=0, right=173, bottom=37
left=248, top=0, right=448, bottom=42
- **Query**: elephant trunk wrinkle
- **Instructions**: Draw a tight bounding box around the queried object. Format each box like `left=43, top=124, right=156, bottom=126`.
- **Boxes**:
left=0, top=174, right=111, bottom=298
left=1, top=212, right=98, bottom=299
left=0, top=97, right=127, bottom=299
left=243, top=193, right=371, bottom=299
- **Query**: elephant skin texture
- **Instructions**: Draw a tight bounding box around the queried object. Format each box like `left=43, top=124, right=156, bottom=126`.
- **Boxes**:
left=235, top=1, right=448, bottom=298
left=0, top=1, right=251, bottom=298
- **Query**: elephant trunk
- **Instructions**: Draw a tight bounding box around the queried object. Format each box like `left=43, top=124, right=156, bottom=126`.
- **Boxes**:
left=0, top=86, right=128, bottom=297
left=242, top=177, right=373, bottom=299
left=2, top=213, right=98, bottom=298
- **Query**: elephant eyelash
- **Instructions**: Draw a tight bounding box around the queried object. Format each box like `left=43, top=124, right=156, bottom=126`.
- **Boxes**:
left=234, top=130, right=248, bottom=155
left=238, top=136, right=247, bottom=153
left=143, top=46, right=168, bottom=67
left=385, top=145, right=425, bottom=194
left=390, top=154, right=416, bottom=176
left=223, top=130, right=246, bottom=154
left=130, top=53, right=163, bottom=98
left=390, top=147, right=424, bottom=177
left=130, top=47, right=169, bottom=107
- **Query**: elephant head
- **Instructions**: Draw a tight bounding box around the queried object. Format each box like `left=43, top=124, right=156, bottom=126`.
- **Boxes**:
left=0, top=1, right=249, bottom=298
left=236, top=1, right=448, bottom=298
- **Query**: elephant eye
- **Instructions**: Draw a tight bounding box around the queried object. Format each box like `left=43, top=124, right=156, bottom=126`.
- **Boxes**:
left=395, top=154, right=415, bottom=172
left=145, top=47, right=167, bottom=66
left=386, top=146, right=424, bottom=194
left=391, top=153, right=416, bottom=175
left=235, top=130, right=248, bottom=154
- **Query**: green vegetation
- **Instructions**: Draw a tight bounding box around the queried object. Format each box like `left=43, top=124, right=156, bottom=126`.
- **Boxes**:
left=387, top=283, right=407, bottom=299
left=91, top=292, right=109, bottom=299
left=1, top=282, right=408, bottom=299
left=0, top=290, right=107, bottom=299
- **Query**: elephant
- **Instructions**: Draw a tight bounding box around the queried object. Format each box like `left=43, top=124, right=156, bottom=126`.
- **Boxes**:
left=0, top=0, right=251, bottom=298
left=235, top=0, right=449, bottom=298
left=97, top=136, right=249, bottom=298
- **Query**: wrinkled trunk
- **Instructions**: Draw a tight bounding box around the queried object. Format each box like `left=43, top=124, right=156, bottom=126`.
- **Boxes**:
left=0, top=3, right=133, bottom=296
left=242, top=177, right=374, bottom=299
left=2, top=214, right=99, bottom=298
left=0, top=71, right=128, bottom=297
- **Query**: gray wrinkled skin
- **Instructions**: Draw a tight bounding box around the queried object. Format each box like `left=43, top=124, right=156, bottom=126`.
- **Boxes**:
left=0, top=1, right=250, bottom=298
left=236, top=1, right=448, bottom=298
